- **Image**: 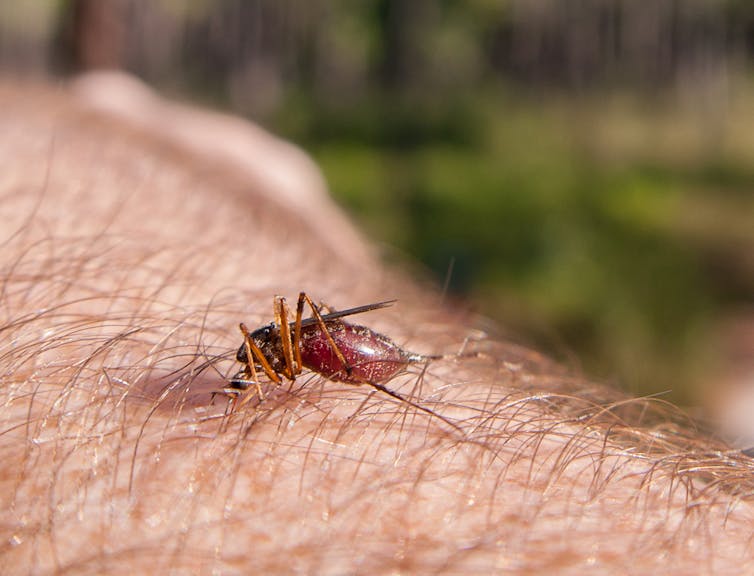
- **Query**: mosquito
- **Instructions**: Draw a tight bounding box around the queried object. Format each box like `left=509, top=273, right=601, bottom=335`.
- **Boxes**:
left=225, top=292, right=461, bottom=431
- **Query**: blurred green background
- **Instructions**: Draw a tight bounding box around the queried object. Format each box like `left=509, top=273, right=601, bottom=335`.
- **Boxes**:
left=2, top=0, right=753, bottom=405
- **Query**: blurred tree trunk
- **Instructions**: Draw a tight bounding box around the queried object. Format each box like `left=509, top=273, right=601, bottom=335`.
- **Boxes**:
left=69, top=0, right=126, bottom=70
left=379, top=0, right=436, bottom=94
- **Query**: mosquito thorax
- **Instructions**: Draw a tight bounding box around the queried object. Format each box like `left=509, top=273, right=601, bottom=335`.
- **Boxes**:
left=235, top=322, right=279, bottom=363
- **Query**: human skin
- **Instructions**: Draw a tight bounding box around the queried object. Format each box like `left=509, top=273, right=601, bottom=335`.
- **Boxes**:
left=1, top=77, right=753, bottom=575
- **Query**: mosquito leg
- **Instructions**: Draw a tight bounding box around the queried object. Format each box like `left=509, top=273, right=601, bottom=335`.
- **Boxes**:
left=293, top=292, right=305, bottom=377
left=227, top=324, right=261, bottom=411
left=235, top=386, right=259, bottom=411
left=230, top=322, right=287, bottom=412
left=238, top=323, right=280, bottom=385
left=301, top=292, right=354, bottom=379
left=364, top=378, right=464, bottom=435
left=274, top=296, right=296, bottom=381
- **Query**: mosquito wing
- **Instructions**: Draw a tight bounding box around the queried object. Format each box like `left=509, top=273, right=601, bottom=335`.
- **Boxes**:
left=295, top=300, right=396, bottom=329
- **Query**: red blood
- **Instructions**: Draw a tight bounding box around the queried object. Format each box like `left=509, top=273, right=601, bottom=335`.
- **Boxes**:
left=299, top=322, right=411, bottom=384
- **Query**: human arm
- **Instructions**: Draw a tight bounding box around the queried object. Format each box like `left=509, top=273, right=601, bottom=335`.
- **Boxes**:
left=1, top=77, right=753, bottom=574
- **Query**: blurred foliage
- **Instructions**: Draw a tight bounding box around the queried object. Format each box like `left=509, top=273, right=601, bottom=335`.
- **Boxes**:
left=1, top=0, right=753, bottom=404
left=303, top=88, right=754, bottom=402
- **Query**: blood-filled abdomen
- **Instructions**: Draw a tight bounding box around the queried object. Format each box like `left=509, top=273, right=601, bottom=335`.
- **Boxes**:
left=299, top=322, right=411, bottom=384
